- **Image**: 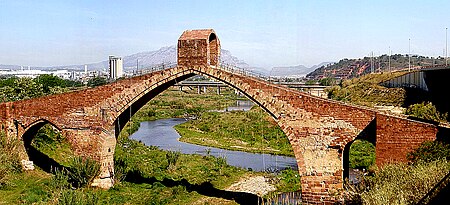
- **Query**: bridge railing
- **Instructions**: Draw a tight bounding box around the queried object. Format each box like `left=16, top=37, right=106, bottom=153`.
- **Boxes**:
left=130, top=61, right=271, bottom=82
left=132, top=62, right=178, bottom=76
left=218, top=62, right=269, bottom=81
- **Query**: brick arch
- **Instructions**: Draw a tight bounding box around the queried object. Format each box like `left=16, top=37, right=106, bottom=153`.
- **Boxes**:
left=108, top=65, right=307, bottom=180
left=342, top=119, right=376, bottom=180
left=20, top=119, right=67, bottom=172
left=113, top=72, right=196, bottom=137
left=113, top=67, right=280, bottom=138
left=21, top=119, right=61, bottom=145
left=208, top=33, right=220, bottom=66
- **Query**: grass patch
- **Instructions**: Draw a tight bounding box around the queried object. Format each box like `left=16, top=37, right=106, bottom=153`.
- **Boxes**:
left=175, top=107, right=294, bottom=156
left=326, top=72, right=407, bottom=107
left=346, top=160, right=450, bottom=204
left=31, top=124, right=75, bottom=167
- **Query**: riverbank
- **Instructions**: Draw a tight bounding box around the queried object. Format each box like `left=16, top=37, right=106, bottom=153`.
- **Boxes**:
left=175, top=106, right=294, bottom=157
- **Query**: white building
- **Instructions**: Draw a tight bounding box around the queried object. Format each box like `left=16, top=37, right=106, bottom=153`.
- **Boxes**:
left=109, top=55, right=123, bottom=80
left=0, top=69, right=72, bottom=79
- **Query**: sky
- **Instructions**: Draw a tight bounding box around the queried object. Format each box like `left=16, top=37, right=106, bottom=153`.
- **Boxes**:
left=0, top=0, right=449, bottom=68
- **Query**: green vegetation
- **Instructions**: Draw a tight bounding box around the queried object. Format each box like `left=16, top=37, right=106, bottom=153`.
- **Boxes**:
left=31, top=125, right=75, bottom=167
left=87, top=76, right=108, bottom=87
left=0, top=75, right=82, bottom=102
left=272, top=168, right=301, bottom=193
left=35, top=74, right=83, bottom=92
left=407, top=141, right=450, bottom=163
left=326, top=72, right=407, bottom=107
left=346, top=140, right=450, bottom=204
left=405, top=102, right=448, bottom=122
left=349, top=140, right=375, bottom=169
left=66, top=157, right=101, bottom=188
left=175, top=107, right=293, bottom=156
left=318, top=77, right=337, bottom=86
left=0, top=131, right=22, bottom=188
left=346, top=160, right=450, bottom=204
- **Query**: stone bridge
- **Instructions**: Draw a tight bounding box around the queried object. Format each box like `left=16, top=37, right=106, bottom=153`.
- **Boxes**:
left=0, top=29, right=441, bottom=204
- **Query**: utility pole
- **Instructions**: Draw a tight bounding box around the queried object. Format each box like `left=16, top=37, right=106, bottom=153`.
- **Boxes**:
left=446, top=27, right=448, bottom=66
left=408, top=38, right=411, bottom=71
left=388, top=47, right=391, bottom=72
left=371, top=51, right=374, bottom=73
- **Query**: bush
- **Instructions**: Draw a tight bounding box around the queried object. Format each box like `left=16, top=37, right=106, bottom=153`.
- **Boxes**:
left=58, top=190, right=99, bottom=205
left=349, top=140, right=375, bottom=169
left=346, top=160, right=450, bottom=204
left=67, top=157, right=101, bottom=188
left=0, top=132, right=22, bottom=188
left=113, top=156, right=128, bottom=184
left=49, top=168, right=71, bottom=190
left=407, top=141, right=450, bottom=163
left=319, top=77, right=336, bottom=86
left=273, top=168, right=301, bottom=193
left=166, top=151, right=181, bottom=171
left=405, top=102, right=448, bottom=122
left=87, top=77, right=108, bottom=87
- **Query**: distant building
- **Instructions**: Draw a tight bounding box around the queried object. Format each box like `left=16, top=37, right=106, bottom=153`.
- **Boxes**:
left=109, top=55, right=123, bottom=80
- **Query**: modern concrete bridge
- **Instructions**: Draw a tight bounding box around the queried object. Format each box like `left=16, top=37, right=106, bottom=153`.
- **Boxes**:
left=0, top=29, right=442, bottom=204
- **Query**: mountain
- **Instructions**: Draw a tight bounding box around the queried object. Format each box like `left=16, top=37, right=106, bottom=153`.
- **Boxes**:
left=0, top=46, right=251, bottom=72
left=270, top=62, right=332, bottom=77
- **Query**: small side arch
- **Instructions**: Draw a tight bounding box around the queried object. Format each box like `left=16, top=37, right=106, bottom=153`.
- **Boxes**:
left=343, top=118, right=376, bottom=181
left=21, top=119, right=67, bottom=172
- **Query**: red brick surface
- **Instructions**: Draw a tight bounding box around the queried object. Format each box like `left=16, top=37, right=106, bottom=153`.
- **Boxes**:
left=375, top=113, right=438, bottom=166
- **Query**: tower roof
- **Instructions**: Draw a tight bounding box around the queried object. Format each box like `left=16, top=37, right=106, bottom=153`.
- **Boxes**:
left=179, top=29, right=216, bottom=40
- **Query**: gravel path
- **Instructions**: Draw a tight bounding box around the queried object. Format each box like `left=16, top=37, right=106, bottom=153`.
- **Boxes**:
left=226, top=175, right=276, bottom=196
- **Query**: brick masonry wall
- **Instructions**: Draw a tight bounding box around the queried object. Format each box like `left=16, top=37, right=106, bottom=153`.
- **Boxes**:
left=376, top=113, right=438, bottom=166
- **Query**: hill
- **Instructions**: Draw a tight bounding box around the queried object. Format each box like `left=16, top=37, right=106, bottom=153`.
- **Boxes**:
left=270, top=62, right=331, bottom=78
left=307, top=54, right=447, bottom=80
left=0, top=46, right=251, bottom=72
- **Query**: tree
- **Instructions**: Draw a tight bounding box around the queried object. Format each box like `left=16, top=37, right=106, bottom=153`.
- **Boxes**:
left=34, top=74, right=67, bottom=93
left=0, top=76, right=18, bottom=87
left=63, top=79, right=82, bottom=87
left=0, top=78, right=44, bottom=102
left=87, top=77, right=108, bottom=87
left=405, top=102, right=448, bottom=122
left=407, top=141, right=450, bottom=163
left=319, top=77, right=337, bottom=86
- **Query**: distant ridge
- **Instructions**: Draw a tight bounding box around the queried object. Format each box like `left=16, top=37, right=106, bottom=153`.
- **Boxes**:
left=0, top=46, right=250, bottom=72
left=270, top=62, right=332, bottom=78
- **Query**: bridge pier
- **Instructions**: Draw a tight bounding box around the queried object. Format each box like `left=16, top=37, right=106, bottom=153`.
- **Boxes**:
left=63, top=127, right=116, bottom=189
left=290, top=137, right=345, bottom=204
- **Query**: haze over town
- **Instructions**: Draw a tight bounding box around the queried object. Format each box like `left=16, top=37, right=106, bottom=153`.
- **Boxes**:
left=0, top=0, right=449, bottom=69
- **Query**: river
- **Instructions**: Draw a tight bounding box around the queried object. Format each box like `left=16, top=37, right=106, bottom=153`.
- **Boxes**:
left=129, top=100, right=298, bottom=172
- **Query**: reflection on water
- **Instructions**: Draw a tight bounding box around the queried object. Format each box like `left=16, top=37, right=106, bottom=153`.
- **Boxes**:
left=129, top=118, right=298, bottom=172
left=211, top=100, right=255, bottom=112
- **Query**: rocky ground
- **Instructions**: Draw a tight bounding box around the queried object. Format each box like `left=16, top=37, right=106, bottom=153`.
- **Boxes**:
left=192, top=175, right=275, bottom=205
left=226, top=175, right=276, bottom=196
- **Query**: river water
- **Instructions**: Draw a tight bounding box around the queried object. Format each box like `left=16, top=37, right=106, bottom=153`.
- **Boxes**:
left=129, top=102, right=298, bottom=172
